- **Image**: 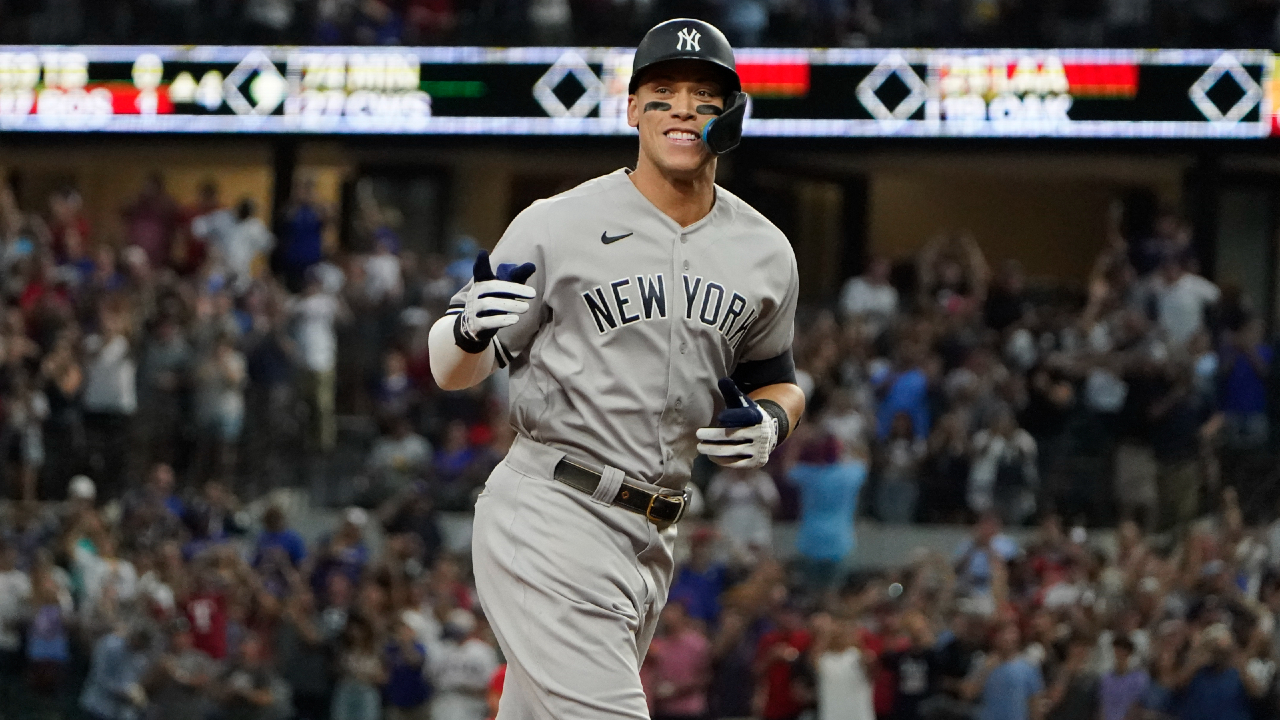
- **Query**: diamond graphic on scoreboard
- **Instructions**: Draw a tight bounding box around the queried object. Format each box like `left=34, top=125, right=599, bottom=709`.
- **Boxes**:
left=1189, top=53, right=1261, bottom=123
left=856, top=54, right=926, bottom=122
left=223, top=50, right=286, bottom=116
left=533, top=51, right=603, bottom=119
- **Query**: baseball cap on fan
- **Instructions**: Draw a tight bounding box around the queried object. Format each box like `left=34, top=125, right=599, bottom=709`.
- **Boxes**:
left=629, top=18, right=741, bottom=95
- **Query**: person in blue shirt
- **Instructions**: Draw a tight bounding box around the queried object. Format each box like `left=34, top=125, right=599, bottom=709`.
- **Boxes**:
left=784, top=431, right=867, bottom=596
left=964, top=622, right=1043, bottom=720
left=80, top=625, right=153, bottom=720
left=279, top=177, right=329, bottom=293
left=668, top=527, right=728, bottom=625
left=254, top=506, right=307, bottom=568
left=876, top=341, right=932, bottom=440
left=1175, top=623, right=1265, bottom=720
left=383, top=619, right=432, bottom=718
left=1218, top=318, right=1272, bottom=450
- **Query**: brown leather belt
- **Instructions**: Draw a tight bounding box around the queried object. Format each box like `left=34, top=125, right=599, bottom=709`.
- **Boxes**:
left=553, top=458, right=689, bottom=525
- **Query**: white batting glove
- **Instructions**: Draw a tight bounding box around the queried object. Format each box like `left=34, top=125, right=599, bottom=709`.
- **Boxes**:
left=696, top=378, right=779, bottom=469
left=454, top=250, right=537, bottom=353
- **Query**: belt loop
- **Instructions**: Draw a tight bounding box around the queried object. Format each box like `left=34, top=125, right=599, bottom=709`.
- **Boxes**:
left=592, top=465, right=625, bottom=505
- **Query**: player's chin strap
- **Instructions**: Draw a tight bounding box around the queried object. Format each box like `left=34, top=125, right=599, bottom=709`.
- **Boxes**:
left=702, top=92, right=749, bottom=155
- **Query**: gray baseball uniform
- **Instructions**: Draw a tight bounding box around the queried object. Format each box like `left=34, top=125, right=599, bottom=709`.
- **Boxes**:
left=452, top=168, right=798, bottom=719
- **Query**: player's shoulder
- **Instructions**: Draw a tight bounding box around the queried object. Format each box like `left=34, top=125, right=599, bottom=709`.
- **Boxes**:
left=714, top=185, right=794, bottom=257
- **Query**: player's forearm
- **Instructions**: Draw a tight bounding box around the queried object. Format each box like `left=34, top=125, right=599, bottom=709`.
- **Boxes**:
left=749, top=382, right=805, bottom=440
left=428, top=316, right=499, bottom=390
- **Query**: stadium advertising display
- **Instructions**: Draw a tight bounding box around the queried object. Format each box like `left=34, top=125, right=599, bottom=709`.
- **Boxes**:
left=0, top=45, right=1275, bottom=138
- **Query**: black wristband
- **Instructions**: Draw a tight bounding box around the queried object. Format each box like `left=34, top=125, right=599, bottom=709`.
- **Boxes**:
left=757, top=399, right=790, bottom=442
left=452, top=313, right=494, bottom=354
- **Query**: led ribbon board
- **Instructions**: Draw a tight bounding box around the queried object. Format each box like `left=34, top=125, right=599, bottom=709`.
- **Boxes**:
left=0, top=46, right=1273, bottom=137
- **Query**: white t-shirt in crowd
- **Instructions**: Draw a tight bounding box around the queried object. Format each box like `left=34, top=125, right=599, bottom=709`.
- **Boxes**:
left=0, top=568, right=31, bottom=651
left=365, top=253, right=403, bottom=304
left=1152, top=272, right=1220, bottom=347
left=220, top=218, right=274, bottom=291
left=840, top=276, right=899, bottom=334
left=82, top=334, right=137, bottom=415
left=292, top=293, right=340, bottom=373
left=707, top=469, right=779, bottom=555
left=191, top=208, right=236, bottom=253
left=818, top=647, right=875, bottom=720
left=432, top=637, right=500, bottom=720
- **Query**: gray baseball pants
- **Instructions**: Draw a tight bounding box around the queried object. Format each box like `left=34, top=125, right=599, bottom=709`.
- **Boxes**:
left=472, top=434, right=677, bottom=720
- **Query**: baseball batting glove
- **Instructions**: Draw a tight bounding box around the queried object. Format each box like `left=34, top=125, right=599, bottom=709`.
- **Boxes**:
left=453, top=250, right=537, bottom=354
left=696, top=377, right=780, bottom=469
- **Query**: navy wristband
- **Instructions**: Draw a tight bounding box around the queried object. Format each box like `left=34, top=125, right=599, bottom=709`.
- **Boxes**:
left=757, top=398, right=790, bottom=442
left=453, top=313, right=493, bottom=354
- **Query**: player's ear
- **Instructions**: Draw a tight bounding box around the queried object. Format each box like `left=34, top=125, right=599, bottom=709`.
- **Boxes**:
left=626, top=95, right=640, bottom=129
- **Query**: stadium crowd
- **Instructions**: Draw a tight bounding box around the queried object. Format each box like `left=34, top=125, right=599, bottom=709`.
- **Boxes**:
left=0, top=165, right=1276, bottom=720
left=0, top=0, right=1278, bottom=50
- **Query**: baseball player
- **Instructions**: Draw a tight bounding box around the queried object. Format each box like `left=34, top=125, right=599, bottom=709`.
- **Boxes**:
left=428, top=18, right=804, bottom=719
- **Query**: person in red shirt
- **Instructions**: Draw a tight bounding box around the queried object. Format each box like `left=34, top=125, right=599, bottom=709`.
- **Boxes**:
left=648, top=601, right=713, bottom=720
left=860, top=599, right=911, bottom=720
left=184, top=571, right=229, bottom=659
left=755, top=603, right=813, bottom=720
left=47, top=186, right=91, bottom=265
left=486, top=663, right=506, bottom=720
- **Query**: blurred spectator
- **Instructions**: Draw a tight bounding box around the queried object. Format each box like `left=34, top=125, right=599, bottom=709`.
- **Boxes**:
left=429, top=608, right=499, bottom=720
left=146, top=619, right=217, bottom=720
left=367, top=415, right=432, bottom=502
left=383, top=617, right=431, bottom=719
left=967, top=407, right=1038, bottom=526
left=648, top=601, right=712, bottom=720
left=1148, top=365, right=1218, bottom=533
left=216, top=199, right=275, bottom=296
left=193, top=333, right=247, bottom=481
left=706, top=466, right=779, bottom=564
left=668, top=527, right=728, bottom=626
left=963, top=622, right=1043, bottom=720
left=79, top=624, right=153, bottom=720
left=876, top=411, right=926, bottom=523
left=1099, top=635, right=1149, bottom=720
left=183, top=181, right=229, bottom=277
left=0, top=539, right=30, bottom=705
left=1218, top=318, right=1271, bottom=450
left=121, top=173, right=179, bottom=271
left=881, top=610, right=939, bottom=720
left=253, top=506, right=306, bottom=569
left=82, top=309, right=137, bottom=501
left=1176, top=623, right=1262, bottom=720
left=787, top=433, right=866, bottom=596
left=216, top=632, right=280, bottom=719
left=280, top=177, right=331, bottom=293
left=754, top=601, right=813, bottom=720
left=811, top=611, right=875, bottom=720
left=876, top=340, right=931, bottom=440
left=292, top=267, right=347, bottom=453
left=1148, top=252, right=1220, bottom=349
left=840, top=257, right=898, bottom=339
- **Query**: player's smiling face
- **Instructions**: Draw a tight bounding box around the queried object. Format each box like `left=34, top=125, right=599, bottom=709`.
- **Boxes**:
left=628, top=61, right=726, bottom=177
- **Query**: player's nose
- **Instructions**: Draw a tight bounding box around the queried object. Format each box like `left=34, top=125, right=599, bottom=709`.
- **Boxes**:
left=669, top=91, right=698, bottom=119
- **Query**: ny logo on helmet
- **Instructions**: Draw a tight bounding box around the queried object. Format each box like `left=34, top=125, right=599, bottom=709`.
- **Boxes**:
left=676, top=27, right=701, bottom=52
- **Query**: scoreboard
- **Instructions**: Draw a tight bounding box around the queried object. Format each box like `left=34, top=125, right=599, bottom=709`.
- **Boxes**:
left=0, top=45, right=1274, bottom=138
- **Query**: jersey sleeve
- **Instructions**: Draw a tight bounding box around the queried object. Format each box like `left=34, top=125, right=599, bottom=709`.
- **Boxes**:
left=445, top=205, right=550, bottom=365
left=732, top=251, right=799, bottom=388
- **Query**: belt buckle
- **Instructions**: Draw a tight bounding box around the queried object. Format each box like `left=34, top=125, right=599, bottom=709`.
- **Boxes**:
left=645, top=491, right=688, bottom=525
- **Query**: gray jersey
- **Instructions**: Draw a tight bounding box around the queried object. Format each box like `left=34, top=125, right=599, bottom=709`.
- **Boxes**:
left=449, top=169, right=798, bottom=489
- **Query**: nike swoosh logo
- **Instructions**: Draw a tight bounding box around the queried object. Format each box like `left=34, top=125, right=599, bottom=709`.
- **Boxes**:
left=601, top=231, right=633, bottom=245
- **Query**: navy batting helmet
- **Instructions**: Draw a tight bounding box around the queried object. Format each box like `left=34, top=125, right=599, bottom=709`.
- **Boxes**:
left=629, top=18, right=740, bottom=95
left=629, top=18, right=748, bottom=155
